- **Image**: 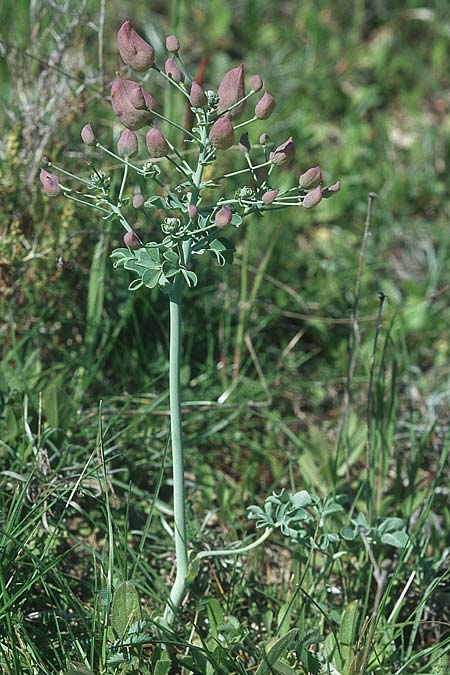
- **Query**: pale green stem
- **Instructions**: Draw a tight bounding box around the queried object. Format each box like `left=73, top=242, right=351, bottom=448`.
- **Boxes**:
left=244, top=152, right=258, bottom=185
left=117, top=160, right=128, bottom=203
left=152, top=63, right=191, bottom=99
left=196, top=527, right=273, bottom=561
left=96, top=143, right=147, bottom=176
left=216, top=90, right=257, bottom=118
left=234, top=115, right=257, bottom=130
left=164, top=276, right=189, bottom=625
left=106, top=202, right=132, bottom=232
left=163, top=120, right=212, bottom=625
left=148, top=106, right=198, bottom=140
left=49, top=163, right=92, bottom=186
left=211, top=160, right=271, bottom=183
left=165, top=138, right=194, bottom=176
left=62, top=192, right=109, bottom=212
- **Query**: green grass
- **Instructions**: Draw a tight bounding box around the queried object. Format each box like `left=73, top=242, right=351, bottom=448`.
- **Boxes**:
left=1, top=0, right=450, bottom=673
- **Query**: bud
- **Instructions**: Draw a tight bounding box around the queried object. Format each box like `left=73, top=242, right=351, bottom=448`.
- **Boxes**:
left=123, top=230, right=141, bottom=249
left=322, top=180, right=341, bottom=198
left=255, top=91, right=275, bottom=120
left=215, top=205, right=233, bottom=228
left=250, top=74, right=263, bottom=92
left=133, top=193, right=144, bottom=208
left=261, top=189, right=279, bottom=205
left=188, top=204, right=198, bottom=220
left=111, top=75, right=155, bottom=129
left=189, top=81, right=207, bottom=108
left=209, top=114, right=234, bottom=150
left=117, top=19, right=154, bottom=71
left=299, top=165, right=322, bottom=190
left=39, top=168, right=60, bottom=197
left=146, top=127, right=170, bottom=158
left=269, top=136, right=295, bottom=165
left=217, top=64, right=246, bottom=119
left=238, top=132, right=250, bottom=155
left=165, top=56, right=184, bottom=83
left=117, top=129, right=139, bottom=158
left=259, top=132, right=270, bottom=145
left=81, top=123, right=96, bottom=146
left=166, top=35, right=180, bottom=53
left=302, top=186, right=322, bottom=209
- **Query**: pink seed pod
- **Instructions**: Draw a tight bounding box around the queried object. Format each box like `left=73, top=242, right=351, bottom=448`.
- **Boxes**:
left=217, top=64, right=246, bottom=119
left=166, top=35, right=180, bottom=53
left=165, top=56, right=184, bottom=83
left=133, top=193, right=144, bottom=208
left=117, top=19, right=154, bottom=72
left=261, top=189, right=279, bottom=204
left=303, top=186, right=323, bottom=209
left=117, top=129, right=139, bottom=158
left=259, top=132, right=270, bottom=145
left=255, top=91, right=275, bottom=120
left=188, top=204, right=198, bottom=220
left=250, top=74, right=263, bottom=92
left=146, top=127, right=170, bottom=158
left=270, top=136, right=295, bottom=165
left=81, top=123, right=96, bottom=145
left=215, top=205, right=233, bottom=228
left=238, top=132, right=250, bottom=154
left=123, top=230, right=141, bottom=249
left=189, top=81, right=207, bottom=108
left=322, top=180, right=341, bottom=198
left=299, top=165, right=322, bottom=190
left=209, top=114, right=234, bottom=150
left=111, top=75, right=155, bottom=130
left=39, top=168, right=60, bottom=197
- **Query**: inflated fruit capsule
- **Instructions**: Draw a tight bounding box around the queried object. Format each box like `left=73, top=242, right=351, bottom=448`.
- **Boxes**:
left=117, top=129, right=139, bottom=158
left=217, top=64, right=246, bottom=119
left=165, top=56, right=184, bottom=82
left=250, top=74, right=263, bottom=92
left=214, top=205, right=233, bottom=228
left=117, top=19, right=154, bottom=72
left=123, top=230, right=141, bottom=249
left=111, top=75, right=155, bottom=130
left=302, top=186, right=323, bottom=209
left=238, top=132, right=250, bottom=155
left=269, top=136, right=295, bottom=165
left=255, top=91, right=275, bottom=120
left=209, top=115, right=234, bottom=150
left=189, top=81, right=207, bottom=108
left=165, top=35, right=180, bottom=53
left=188, top=204, right=199, bottom=220
left=81, top=123, right=96, bottom=146
left=322, top=181, right=341, bottom=198
left=299, top=165, right=322, bottom=190
left=39, top=168, right=60, bottom=197
left=133, top=193, right=144, bottom=209
left=146, top=127, right=170, bottom=158
left=261, top=189, right=279, bottom=204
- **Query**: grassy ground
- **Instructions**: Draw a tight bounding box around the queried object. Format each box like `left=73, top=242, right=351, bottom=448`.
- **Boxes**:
left=1, top=1, right=450, bottom=673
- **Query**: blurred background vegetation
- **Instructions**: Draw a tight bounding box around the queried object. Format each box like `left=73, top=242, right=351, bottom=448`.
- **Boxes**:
left=1, top=0, right=450, bottom=673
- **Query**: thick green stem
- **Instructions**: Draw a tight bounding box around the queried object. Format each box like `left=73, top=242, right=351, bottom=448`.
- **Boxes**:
left=164, top=278, right=189, bottom=624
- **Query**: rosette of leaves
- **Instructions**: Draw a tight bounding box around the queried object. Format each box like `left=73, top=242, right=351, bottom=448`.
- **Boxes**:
left=247, top=489, right=322, bottom=546
left=248, top=490, right=410, bottom=551
left=110, top=244, right=198, bottom=291
left=340, top=512, right=409, bottom=549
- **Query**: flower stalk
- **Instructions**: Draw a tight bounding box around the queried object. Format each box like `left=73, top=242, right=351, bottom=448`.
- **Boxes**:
left=41, top=16, right=340, bottom=630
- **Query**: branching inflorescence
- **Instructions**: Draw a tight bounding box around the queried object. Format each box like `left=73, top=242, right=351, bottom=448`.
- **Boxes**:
left=39, top=18, right=340, bottom=625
